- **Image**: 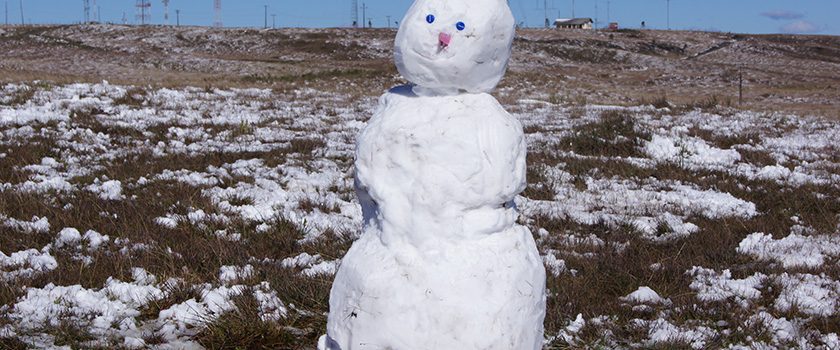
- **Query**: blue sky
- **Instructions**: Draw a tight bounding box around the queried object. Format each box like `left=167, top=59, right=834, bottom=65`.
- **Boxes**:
left=4, top=0, right=838, bottom=35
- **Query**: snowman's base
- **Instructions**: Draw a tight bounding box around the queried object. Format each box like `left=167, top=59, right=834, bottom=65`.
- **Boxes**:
left=322, top=226, right=546, bottom=350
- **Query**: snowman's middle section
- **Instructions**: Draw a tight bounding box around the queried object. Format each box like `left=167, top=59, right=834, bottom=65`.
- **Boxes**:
left=355, top=88, right=528, bottom=250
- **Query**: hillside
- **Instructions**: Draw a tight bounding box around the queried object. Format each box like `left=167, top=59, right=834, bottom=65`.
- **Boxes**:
left=1, top=25, right=839, bottom=349
left=0, top=25, right=838, bottom=118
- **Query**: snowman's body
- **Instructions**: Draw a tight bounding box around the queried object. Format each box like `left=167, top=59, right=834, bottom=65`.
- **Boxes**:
left=321, top=0, right=546, bottom=348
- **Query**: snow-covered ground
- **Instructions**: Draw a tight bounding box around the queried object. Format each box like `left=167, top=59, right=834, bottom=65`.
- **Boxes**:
left=1, top=82, right=838, bottom=349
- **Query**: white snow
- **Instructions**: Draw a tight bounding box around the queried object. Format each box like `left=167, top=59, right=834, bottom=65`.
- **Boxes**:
left=688, top=267, right=767, bottom=308
left=0, top=246, right=58, bottom=282
left=86, top=179, right=125, bottom=200
left=550, top=314, right=586, bottom=345
left=302, top=260, right=340, bottom=277
left=0, top=34, right=838, bottom=348
left=645, top=318, right=716, bottom=349
left=645, top=134, right=741, bottom=168
left=542, top=251, right=567, bottom=276
left=83, top=230, right=110, bottom=250
left=281, top=252, right=323, bottom=269
left=2, top=215, right=50, bottom=234
left=621, top=286, right=669, bottom=305
left=54, top=227, right=82, bottom=248
left=773, top=273, right=840, bottom=317
left=219, top=265, right=255, bottom=284
left=737, top=231, right=840, bottom=269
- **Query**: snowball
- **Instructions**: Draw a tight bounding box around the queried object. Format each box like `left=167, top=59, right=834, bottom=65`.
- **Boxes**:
left=86, top=180, right=125, bottom=200
left=83, top=230, right=110, bottom=250
left=394, top=0, right=515, bottom=94
left=55, top=228, right=82, bottom=248
left=621, top=286, right=669, bottom=305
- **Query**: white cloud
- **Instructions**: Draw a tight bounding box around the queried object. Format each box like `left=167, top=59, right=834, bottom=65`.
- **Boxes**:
left=780, top=20, right=819, bottom=34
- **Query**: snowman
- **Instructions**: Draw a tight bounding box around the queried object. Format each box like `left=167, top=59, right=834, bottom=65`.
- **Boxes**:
left=319, top=0, right=546, bottom=348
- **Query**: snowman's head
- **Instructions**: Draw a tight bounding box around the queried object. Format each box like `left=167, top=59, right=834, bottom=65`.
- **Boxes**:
left=394, top=0, right=515, bottom=94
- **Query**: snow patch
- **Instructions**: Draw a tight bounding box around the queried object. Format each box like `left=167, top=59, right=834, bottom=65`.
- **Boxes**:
left=688, top=267, right=767, bottom=308
left=737, top=231, right=840, bottom=269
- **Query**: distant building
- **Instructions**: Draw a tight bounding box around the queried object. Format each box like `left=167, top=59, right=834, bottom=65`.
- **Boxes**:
left=554, top=18, right=594, bottom=30
left=608, top=22, right=619, bottom=30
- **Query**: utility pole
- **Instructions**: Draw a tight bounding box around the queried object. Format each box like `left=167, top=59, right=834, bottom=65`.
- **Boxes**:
left=271, top=14, right=276, bottom=29
left=607, top=0, right=610, bottom=24
left=175, top=9, right=180, bottom=26
left=162, top=0, right=169, bottom=25
left=738, top=66, right=743, bottom=106
left=361, top=2, right=367, bottom=28
left=19, top=0, right=23, bottom=25
left=5, top=1, right=8, bottom=26
left=351, top=0, right=358, bottom=28
left=537, top=0, right=555, bottom=28
left=84, top=0, right=90, bottom=23
left=594, top=0, right=598, bottom=28
left=213, top=0, right=222, bottom=27
left=572, top=0, right=575, bottom=18
left=263, top=5, right=267, bottom=29
left=386, top=15, right=390, bottom=29
left=543, top=0, right=547, bottom=28
left=666, top=0, right=670, bottom=30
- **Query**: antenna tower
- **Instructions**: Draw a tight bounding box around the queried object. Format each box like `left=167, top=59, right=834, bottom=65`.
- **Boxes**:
left=162, top=0, right=170, bottom=25
left=83, top=0, right=90, bottom=23
left=136, top=0, right=151, bottom=25
left=213, top=0, right=222, bottom=27
left=351, top=0, right=358, bottom=28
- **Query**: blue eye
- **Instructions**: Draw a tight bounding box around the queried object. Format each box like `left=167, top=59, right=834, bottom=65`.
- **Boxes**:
left=456, top=21, right=466, bottom=31
left=426, top=14, right=435, bottom=24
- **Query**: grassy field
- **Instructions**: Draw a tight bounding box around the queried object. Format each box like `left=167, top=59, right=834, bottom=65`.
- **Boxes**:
left=1, top=25, right=839, bottom=349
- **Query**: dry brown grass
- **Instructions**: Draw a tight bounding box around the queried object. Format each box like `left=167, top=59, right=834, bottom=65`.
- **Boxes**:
left=559, top=110, right=652, bottom=158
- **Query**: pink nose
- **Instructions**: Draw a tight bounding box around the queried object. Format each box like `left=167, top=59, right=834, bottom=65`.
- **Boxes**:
left=438, top=32, right=452, bottom=47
